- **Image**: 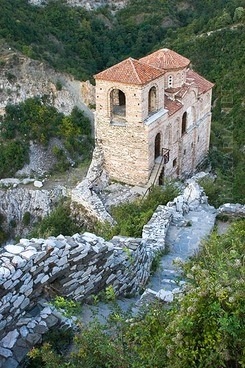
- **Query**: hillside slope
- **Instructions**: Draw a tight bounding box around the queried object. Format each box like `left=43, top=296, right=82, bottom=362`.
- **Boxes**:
left=0, top=0, right=244, bottom=202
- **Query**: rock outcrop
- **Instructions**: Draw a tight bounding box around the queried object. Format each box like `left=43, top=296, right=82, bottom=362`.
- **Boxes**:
left=28, top=0, right=128, bottom=10
left=0, top=48, right=93, bottom=121
left=0, top=185, right=67, bottom=238
left=218, top=203, right=245, bottom=218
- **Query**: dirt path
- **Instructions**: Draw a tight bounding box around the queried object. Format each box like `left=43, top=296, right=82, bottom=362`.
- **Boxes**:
left=41, top=164, right=89, bottom=191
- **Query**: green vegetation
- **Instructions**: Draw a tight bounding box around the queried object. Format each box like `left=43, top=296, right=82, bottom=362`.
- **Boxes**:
left=27, top=220, right=245, bottom=367
left=51, top=296, right=82, bottom=318
left=30, top=202, right=80, bottom=238
left=0, top=97, right=93, bottom=177
left=0, top=0, right=244, bottom=202
left=168, top=24, right=245, bottom=204
left=96, top=183, right=179, bottom=239
left=0, top=139, right=28, bottom=178
left=26, top=327, right=74, bottom=368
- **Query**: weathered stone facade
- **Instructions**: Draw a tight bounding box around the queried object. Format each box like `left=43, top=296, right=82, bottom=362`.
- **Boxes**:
left=94, top=49, right=214, bottom=186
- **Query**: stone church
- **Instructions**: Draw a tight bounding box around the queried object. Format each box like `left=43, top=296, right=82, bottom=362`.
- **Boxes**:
left=94, top=48, right=214, bottom=186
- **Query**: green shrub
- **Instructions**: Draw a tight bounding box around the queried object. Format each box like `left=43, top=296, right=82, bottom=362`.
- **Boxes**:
left=0, top=140, right=29, bottom=178
left=198, top=175, right=234, bottom=208
left=23, top=211, right=31, bottom=226
left=30, top=202, right=80, bottom=238
left=97, top=183, right=179, bottom=239
left=55, top=80, right=63, bottom=91
left=51, top=296, right=81, bottom=318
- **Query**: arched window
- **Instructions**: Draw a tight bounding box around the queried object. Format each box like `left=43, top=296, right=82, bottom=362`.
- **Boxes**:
left=168, top=75, right=173, bottom=88
left=148, top=86, right=157, bottom=114
left=181, top=112, right=187, bottom=135
left=110, top=89, right=126, bottom=118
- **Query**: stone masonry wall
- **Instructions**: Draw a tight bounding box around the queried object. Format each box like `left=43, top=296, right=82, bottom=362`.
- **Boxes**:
left=0, top=210, right=171, bottom=367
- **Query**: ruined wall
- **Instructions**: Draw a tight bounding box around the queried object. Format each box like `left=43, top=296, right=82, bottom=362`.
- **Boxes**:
left=0, top=207, right=171, bottom=367
left=0, top=178, right=212, bottom=367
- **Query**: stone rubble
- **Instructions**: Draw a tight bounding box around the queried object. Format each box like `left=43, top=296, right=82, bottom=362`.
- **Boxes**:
left=218, top=203, right=245, bottom=217
left=71, top=145, right=141, bottom=225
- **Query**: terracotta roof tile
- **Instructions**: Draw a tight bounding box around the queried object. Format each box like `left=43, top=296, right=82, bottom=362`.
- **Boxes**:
left=187, top=69, right=214, bottom=94
left=94, top=57, right=165, bottom=85
left=140, top=48, right=190, bottom=71
left=164, top=96, right=183, bottom=116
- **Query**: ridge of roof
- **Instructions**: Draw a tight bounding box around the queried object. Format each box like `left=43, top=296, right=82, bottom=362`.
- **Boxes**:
left=94, top=57, right=165, bottom=85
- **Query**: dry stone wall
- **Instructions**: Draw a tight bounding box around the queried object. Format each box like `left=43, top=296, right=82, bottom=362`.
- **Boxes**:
left=0, top=207, right=171, bottom=367
left=0, top=176, right=214, bottom=367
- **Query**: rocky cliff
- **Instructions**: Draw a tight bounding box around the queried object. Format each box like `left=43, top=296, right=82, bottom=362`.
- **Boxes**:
left=0, top=46, right=94, bottom=120
left=28, top=0, right=128, bottom=10
left=0, top=183, right=67, bottom=239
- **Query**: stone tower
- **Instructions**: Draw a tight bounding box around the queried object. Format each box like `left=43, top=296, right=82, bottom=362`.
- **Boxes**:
left=94, top=48, right=214, bottom=186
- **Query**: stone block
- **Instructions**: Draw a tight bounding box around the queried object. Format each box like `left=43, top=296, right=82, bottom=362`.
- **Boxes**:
left=1, top=330, right=19, bottom=349
left=3, top=357, right=19, bottom=368
left=40, top=275, right=49, bottom=284
left=57, top=256, right=67, bottom=267
left=0, top=347, right=12, bottom=358
left=13, top=345, right=29, bottom=363
left=0, top=267, right=11, bottom=281
left=45, top=314, right=59, bottom=328
left=11, top=269, right=23, bottom=281
left=13, top=295, right=25, bottom=309
left=0, top=319, right=7, bottom=330
left=34, top=273, right=45, bottom=284
left=33, top=321, right=48, bottom=335
left=20, top=298, right=30, bottom=310
left=12, top=256, right=27, bottom=268
left=4, top=245, right=24, bottom=254
left=19, top=326, right=29, bottom=338
left=21, top=249, right=37, bottom=260
left=26, top=333, right=42, bottom=345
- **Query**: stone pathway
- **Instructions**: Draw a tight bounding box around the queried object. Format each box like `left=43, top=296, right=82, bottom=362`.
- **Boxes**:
left=147, top=204, right=216, bottom=293
left=80, top=203, right=217, bottom=322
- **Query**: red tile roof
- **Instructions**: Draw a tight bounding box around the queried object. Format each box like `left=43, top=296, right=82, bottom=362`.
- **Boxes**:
left=140, top=48, right=190, bottom=71
left=187, top=69, right=214, bottom=94
left=164, top=96, right=183, bottom=116
left=94, top=57, right=165, bottom=85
